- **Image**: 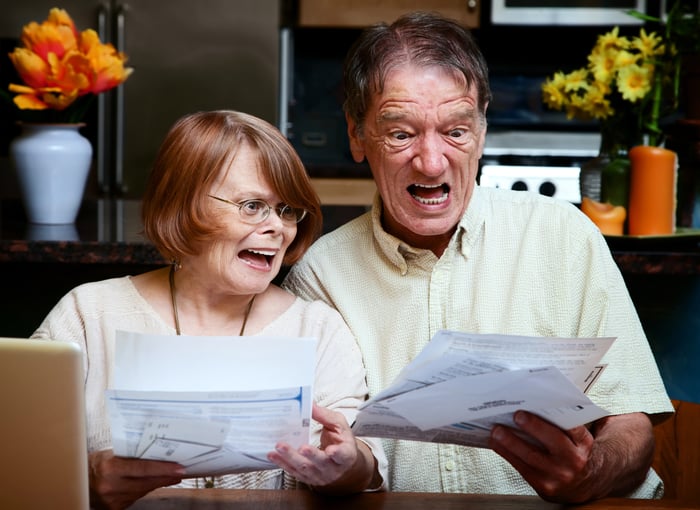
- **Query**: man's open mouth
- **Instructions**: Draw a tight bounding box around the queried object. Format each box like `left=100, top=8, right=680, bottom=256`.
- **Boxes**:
left=408, top=183, right=450, bottom=205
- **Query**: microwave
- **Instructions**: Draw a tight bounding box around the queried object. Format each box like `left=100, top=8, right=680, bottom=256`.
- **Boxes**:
left=490, top=0, right=647, bottom=25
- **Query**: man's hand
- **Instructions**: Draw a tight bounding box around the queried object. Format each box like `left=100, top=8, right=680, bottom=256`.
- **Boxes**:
left=489, top=411, right=654, bottom=503
left=89, top=449, right=185, bottom=510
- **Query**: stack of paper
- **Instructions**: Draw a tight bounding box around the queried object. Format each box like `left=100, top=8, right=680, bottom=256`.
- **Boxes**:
left=106, top=331, right=316, bottom=476
left=351, top=330, right=614, bottom=448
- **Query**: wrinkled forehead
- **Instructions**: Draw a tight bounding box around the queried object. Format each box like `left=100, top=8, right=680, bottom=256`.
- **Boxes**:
left=373, top=64, right=476, bottom=110
left=373, top=62, right=472, bottom=100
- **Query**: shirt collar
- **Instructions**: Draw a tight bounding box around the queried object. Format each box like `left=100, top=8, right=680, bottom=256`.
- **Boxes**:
left=370, top=186, right=487, bottom=269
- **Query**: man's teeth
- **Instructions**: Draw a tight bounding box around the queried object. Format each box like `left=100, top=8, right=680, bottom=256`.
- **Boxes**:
left=411, top=183, right=448, bottom=205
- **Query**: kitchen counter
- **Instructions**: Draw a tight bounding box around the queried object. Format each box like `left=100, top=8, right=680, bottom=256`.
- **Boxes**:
left=2, top=198, right=699, bottom=274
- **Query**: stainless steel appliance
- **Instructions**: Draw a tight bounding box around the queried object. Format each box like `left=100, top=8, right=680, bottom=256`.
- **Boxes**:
left=1, top=0, right=280, bottom=199
left=478, top=131, right=601, bottom=204
left=490, top=0, right=646, bottom=26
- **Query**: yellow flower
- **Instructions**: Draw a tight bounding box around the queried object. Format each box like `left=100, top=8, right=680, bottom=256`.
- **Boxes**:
left=631, top=29, right=664, bottom=59
left=614, top=50, right=639, bottom=69
left=617, top=64, right=652, bottom=102
left=589, top=47, right=619, bottom=85
left=581, top=84, right=613, bottom=119
left=594, top=27, right=626, bottom=53
left=562, top=68, right=589, bottom=92
left=6, top=8, right=132, bottom=114
left=541, top=78, right=567, bottom=110
left=540, top=8, right=688, bottom=148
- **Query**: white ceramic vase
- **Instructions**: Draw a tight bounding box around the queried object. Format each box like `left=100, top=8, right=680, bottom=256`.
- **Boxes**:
left=10, top=123, right=92, bottom=225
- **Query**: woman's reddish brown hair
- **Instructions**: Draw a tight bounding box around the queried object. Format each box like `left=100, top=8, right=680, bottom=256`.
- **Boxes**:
left=142, top=110, right=322, bottom=266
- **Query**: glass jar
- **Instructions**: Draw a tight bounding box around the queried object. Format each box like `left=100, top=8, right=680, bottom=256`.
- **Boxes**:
left=579, top=121, right=632, bottom=207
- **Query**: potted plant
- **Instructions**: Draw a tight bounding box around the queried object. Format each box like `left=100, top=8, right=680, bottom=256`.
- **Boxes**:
left=541, top=1, right=700, bottom=235
left=1, top=8, right=132, bottom=225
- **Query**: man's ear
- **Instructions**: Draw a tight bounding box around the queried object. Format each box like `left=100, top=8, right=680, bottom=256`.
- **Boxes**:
left=476, top=104, right=489, bottom=159
left=346, top=113, right=365, bottom=163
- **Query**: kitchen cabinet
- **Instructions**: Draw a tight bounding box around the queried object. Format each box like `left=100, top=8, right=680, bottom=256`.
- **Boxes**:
left=297, top=0, right=479, bottom=28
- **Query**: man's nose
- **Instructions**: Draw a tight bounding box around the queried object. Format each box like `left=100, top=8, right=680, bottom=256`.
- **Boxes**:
left=414, top=133, right=448, bottom=176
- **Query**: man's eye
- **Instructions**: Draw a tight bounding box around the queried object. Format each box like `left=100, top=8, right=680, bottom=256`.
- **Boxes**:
left=448, top=128, right=467, bottom=138
left=391, top=131, right=410, bottom=141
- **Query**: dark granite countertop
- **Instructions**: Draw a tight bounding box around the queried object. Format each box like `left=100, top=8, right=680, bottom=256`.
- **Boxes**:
left=2, top=199, right=699, bottom=275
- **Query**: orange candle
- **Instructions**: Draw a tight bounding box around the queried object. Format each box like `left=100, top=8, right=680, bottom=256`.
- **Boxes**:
left=627, top=146, right=677, bottom=236
left=581, top=197, right=626, bottom=236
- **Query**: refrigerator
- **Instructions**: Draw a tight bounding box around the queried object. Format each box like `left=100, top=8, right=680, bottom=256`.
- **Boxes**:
left=0, top=0, right=281, bottom=199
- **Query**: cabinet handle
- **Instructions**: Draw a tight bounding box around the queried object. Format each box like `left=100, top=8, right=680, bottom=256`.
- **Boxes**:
left=467, top=0, right=478, bottom=10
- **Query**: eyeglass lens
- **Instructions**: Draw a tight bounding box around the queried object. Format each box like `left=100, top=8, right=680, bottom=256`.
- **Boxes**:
left=210, top=196, right=306, bottom=224
left=240, top=199, right=306, bottom=223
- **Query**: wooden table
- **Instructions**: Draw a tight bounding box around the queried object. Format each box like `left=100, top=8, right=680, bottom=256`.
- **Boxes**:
left=131, top=489, right=698, bottom=510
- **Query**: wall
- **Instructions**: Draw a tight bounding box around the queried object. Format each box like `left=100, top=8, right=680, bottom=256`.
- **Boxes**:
left=625, top=274, right=700, bottom=404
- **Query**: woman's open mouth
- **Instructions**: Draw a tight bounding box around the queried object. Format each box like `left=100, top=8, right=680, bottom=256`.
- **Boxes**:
left=239, top=248, right=276, bottom=270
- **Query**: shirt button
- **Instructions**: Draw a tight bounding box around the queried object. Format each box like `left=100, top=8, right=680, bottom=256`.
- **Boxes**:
left=444, top=461, right=455, bottom=471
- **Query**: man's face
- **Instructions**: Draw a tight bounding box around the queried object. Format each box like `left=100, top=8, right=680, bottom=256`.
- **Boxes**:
left=347, top=64, right=486, bottom=253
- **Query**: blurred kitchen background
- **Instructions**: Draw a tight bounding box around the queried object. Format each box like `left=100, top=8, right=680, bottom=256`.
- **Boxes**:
left=2, top=0, right=697, bottom=205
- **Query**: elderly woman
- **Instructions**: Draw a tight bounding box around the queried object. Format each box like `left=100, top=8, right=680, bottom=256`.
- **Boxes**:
left=31, top=110, right=386, bottom=510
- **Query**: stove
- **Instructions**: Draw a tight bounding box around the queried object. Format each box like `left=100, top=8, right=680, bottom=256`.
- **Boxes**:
left=478, top=131, right=601, bottom=204
left=479, top=165, right=581, bottom=203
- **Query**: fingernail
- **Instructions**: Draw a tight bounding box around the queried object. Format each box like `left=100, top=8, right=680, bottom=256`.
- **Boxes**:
left=492, top=426, right=504, bottom=441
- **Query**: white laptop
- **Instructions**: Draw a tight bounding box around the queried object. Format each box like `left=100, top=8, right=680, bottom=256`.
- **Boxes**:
left=0, top=337, right=90, bottom=510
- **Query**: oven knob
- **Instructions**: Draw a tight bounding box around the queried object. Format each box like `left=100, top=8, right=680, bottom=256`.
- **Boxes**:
left=539, top=181, right=556, bottom=197
left=512, top=181, right=528, bottom=191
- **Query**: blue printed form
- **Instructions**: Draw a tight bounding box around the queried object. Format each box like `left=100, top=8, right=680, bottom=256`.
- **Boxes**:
left=106, top=331, right=316, bottom=476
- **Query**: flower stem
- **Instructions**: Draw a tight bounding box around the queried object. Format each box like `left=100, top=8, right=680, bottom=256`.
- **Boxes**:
left=647, top=70, right=663, bottom=147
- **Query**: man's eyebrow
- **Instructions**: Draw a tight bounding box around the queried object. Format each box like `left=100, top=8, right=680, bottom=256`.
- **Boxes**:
left=377, top=104, right=479, bottom=124
left=377, top=110, right=408, bottom=123
left=445, top=105, right=480, bottom=122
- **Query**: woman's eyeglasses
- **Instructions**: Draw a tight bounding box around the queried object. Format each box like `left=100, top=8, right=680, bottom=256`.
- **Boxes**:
left=208, top=195, right=307, bottom=224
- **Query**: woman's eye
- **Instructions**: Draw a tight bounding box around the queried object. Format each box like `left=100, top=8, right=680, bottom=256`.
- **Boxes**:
left=242, top=201, right=263, bottom=213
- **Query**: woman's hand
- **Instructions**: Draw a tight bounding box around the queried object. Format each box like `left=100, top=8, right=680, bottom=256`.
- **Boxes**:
left=88, top=449, right=185, bottom=510
left=267, top=402, right=379, bottom=494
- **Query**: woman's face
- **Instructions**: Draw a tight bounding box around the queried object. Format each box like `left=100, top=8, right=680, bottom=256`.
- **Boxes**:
left=191, top=142, right=297, bottom=297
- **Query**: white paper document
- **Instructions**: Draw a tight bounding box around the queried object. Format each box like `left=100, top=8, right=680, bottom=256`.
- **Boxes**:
left=351, top=330, right=614, bottom=448
left=106, top=331, right=317, bottom=476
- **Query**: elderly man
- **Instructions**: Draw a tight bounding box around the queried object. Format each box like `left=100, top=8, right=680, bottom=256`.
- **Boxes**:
left=284, top=11, right=673, bottom=503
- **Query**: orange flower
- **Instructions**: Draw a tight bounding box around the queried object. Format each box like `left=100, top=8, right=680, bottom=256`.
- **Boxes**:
left=79, top=29, right=133, bottom=95
left=6, top=8, right=132, bottom=115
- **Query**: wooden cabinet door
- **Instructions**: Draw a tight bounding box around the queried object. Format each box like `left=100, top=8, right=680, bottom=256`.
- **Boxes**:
left=298, top=0, right=479, bottom=28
